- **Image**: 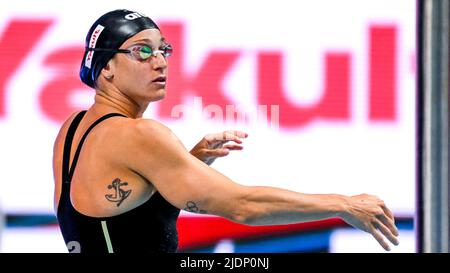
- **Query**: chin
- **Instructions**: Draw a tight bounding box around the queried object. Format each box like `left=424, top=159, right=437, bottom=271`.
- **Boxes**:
left=148, top=88, right=166, bottom=102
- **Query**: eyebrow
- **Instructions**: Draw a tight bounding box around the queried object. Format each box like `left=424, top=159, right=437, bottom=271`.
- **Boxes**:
left=130, top=37, right=166, bottom=45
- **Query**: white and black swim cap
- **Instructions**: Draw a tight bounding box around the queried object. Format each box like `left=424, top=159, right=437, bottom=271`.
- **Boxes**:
left=80, top=9, right=160, bottom=88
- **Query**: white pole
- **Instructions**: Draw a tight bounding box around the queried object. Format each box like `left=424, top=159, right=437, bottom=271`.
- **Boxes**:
left=421, top=0, right=450, bottom=253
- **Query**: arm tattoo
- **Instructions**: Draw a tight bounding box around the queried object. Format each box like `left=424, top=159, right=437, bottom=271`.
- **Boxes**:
left=105, top=178, right=132, bottom=207
left=184, top=201, right=207, bottom=214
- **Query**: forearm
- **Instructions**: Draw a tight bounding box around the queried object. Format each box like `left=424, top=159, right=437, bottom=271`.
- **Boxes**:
left=237, top=186, right=348, bottom=226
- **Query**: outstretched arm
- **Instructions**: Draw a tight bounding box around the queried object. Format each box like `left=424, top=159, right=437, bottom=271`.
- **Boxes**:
left=126, top=119, right=399, bottom=251
left=234, top=187, right=399, bottom=251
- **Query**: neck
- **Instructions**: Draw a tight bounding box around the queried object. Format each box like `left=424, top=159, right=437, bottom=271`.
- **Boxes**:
left=91, top=84, right=149, bottom=119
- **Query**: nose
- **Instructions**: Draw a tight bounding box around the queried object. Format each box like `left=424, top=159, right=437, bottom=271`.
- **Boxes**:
left=151, top=52, right=168, bottom=70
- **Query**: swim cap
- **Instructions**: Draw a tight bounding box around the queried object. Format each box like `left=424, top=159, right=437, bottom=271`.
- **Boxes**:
left=80, top=9, right=160, bottom=88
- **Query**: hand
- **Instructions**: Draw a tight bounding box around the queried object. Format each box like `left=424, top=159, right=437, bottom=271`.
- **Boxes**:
left=340, top=194, right=399, bottom=251
left=190, top=130, right=248, bottom=165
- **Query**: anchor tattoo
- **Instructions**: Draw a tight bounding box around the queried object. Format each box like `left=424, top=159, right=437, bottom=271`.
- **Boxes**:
left=105, top=178, right=132, bottom=207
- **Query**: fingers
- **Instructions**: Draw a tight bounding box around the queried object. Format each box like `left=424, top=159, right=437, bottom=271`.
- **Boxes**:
left=204, top=148, right=230, bottom=158
left=381, top=203, right=394, bottom=221
left=205, top=130, right=248, bottom=144
left=222, top=130, right=247, bottom=144
left=203, top=143, right=244, bottom=159
left=223, top=144, right=243, bottom=150
left=371, top=199, right=399, bottom=250
left=204, top=144, right=243, bottom=158
left=380, top=204, right=397, bottom=233
left=369, top=227, right=391, bottom=251
left=349, top=194, right=400, bottom=251
left=228, top=130, right=248, bottom=139
left=377, top=212, right=399, bottom=237
left=373, top=219, right=399, bottom=246
left=373, top=198, right=398, bottom=237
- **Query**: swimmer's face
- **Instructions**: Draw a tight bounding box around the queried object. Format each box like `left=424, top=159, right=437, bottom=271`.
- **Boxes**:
left=105, top=28, right=169, bottom=103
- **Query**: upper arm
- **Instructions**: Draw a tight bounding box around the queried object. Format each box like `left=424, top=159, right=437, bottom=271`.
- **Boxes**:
left=126, top=119, right=249, bottom=222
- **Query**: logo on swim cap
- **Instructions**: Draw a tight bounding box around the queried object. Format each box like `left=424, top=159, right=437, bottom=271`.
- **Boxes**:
left=124, top=12, right=148, bottom=20
left=85, top=24, right=105, bottom=69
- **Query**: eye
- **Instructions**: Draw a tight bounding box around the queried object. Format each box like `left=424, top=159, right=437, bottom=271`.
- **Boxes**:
left=138, top=45, right=153, bottom=60
left=161, top=44, right=173, bottom=57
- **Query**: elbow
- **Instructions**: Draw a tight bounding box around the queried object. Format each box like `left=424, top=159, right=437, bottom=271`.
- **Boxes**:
left=216, top=186, right=263, bottom=226
left=227, top=198, right=260, bottom=226
left=229, top=210, right=251, bottom=225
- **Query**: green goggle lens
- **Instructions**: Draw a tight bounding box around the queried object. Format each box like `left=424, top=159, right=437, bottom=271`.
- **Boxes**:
left=128, top=44, right=173, bottom=61
left=139, top=45, right=153, bottom=60
left=161, top=44, right=173, bottom=57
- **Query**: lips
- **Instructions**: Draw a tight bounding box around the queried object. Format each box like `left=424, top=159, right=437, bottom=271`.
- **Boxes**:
left=152, top=75, right=166, bottom=83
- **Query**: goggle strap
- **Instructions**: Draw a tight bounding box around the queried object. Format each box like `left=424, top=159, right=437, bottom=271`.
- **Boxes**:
left=85, top=47, right=170, bottom=58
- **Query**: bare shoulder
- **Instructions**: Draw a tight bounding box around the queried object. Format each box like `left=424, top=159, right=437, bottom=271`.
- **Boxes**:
left=119, top=118, right=189, bottom=171
left=133, top=118, right=171, bottom=136
left=128, top=118, right=184, bottom=149
left=53, top=111, right=84, bottom=153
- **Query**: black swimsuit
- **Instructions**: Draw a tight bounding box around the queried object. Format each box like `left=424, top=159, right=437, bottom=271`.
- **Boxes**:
left=56, top=111, right=180, bottom=253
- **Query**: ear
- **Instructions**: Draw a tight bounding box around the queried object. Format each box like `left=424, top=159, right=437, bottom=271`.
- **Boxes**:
left=100, top=60, right=115, bottom=80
